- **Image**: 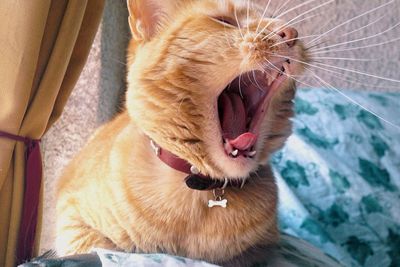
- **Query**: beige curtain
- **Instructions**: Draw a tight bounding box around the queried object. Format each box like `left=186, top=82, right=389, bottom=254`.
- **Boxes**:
left=0, top=1, right=105, bottom=266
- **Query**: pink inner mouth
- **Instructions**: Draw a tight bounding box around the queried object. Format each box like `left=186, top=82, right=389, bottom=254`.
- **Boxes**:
left=218, top=68, right=287, bottom=158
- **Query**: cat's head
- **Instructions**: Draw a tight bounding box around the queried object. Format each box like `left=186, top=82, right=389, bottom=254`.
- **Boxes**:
left=126, top=0, right=308, bottom=180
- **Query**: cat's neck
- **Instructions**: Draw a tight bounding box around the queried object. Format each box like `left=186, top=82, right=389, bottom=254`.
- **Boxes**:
left=121, top=116, right=275, bottom=207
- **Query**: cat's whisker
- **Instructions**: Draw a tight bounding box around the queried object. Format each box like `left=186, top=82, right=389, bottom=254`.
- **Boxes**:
left=270, top=34, right=321, bottom=48
left=262, top=59, right=316, bottom=89
left=339, top=15, right=386, bottom=39
left=272, top=0, right=293, bottom=19
left=267, top=52, right=400, bottom=84
left=306, top=0, right=395, bottom=46
left=290, top=13, right=321, bottom=27
left=311, top=14, right=337, bottom=37
left=313, top=61, right=400, bottom=84
left=305, top=40, right=328, bottom=51
left=299, top=69, right=400, bottom=90
left=261, top=15, right=310, bottom=42
left=248, top=67, right=267, bottom=92
left=302, top=15, right=340, bottom=50
left=311, top=56, right=377, bottom=62
left=266, top=52, right=313, bottom=65
left=305, top=67, right=400, bottom=130
left=244, top=71, right=251, bottom=85
left=261, top=0, right=334, bottom=42
left=252, top=70, right=265, bottom=92
left=259, top=64, right=275, bottom=77
left=254, top=0, right=323, bottom=40
left=259, top=64, right=278, bottom=87
left=234, top=5, right=245, bottom=41
left=269, top=55, right=396, bottom=133
left=309, top=36, right=400, bottom=55
left=305, top=14, right=386, bottom=52
left=291, top=58, right=400, bottom=90
left=255, top=0, right=272, bottom=38
left=266, top=56, right=400, bottom=97
left=273, top=0, right=321, bottom=21
left=245, top=72, right=252, bottom=87
left=238, top=73, right=244, bottom=98
left=267, top=13, right=320, bottom=39
left=261, top=62, right=280, bottom=78
left=310, top=22, right=400, bottom=53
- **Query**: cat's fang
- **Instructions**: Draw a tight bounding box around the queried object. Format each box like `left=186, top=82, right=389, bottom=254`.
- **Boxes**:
left=283, top=62, right=291, bottom=76
left=266, top=75, right=274, bottom=87
left=248, top=150, right=257, bottom=157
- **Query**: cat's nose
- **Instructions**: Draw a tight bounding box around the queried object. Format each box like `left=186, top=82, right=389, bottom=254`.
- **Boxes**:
left=278, top=27, right=298, bottom=47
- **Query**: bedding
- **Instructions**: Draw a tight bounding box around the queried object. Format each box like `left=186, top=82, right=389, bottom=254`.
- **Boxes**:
left=275, top=88, right=400, bottom=267
left=93, top=234, right=343, bottom=266
left=21, top=89, right=400, bottom=267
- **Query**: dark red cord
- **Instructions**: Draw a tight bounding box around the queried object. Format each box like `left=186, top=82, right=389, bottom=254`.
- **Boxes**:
left=0, top=130, right=42, bottom=264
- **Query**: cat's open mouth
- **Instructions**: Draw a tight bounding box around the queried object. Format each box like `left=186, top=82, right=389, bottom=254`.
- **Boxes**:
left=218, top=61, right=290, bottom=159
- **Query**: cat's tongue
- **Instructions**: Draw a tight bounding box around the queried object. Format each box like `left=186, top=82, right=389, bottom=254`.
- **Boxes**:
left=228, top=132, right=257, bottom=150
left=219, top=92, right=257, bottom=151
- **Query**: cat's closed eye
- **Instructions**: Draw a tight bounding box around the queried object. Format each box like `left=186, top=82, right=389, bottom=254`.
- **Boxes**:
left=211, top=16, right=237, bottom=27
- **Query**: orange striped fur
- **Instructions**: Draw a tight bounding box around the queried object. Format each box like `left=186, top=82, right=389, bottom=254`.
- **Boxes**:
left=56, top=0, right=307, bottom=265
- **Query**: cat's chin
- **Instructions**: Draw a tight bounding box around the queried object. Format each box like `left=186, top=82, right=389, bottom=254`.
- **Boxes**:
left=208, top=145, right=260, bottom=179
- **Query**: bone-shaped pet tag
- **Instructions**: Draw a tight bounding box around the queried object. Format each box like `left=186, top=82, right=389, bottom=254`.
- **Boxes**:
left=208, top=187, right=227, bottom=208
left=208, top=198, right=227, bottom=208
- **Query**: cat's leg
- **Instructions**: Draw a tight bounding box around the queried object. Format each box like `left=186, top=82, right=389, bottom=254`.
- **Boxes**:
left=56, top=202, right=118, bottom=256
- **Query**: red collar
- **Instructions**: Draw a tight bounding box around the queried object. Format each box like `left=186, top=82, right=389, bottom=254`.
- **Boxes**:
left=150, top=140, right=246, bottom=191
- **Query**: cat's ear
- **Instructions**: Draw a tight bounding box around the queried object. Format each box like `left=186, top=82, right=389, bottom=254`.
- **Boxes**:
left=127, top=0, right=174, bottom=41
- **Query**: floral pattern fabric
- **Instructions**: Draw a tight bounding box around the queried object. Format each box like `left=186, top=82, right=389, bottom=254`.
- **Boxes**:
left=94, top=233, right=342, bottom=267
left=275, top=89, right=400, bottom=267
left=94, top=248, right=220, bottom=267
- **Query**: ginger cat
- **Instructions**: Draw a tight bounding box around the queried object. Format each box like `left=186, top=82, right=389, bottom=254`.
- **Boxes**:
left=56, top=0, right=308, bottom=265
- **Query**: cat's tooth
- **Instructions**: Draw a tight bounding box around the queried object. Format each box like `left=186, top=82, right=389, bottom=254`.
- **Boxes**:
left=283, top=62, right=291, bottom=76
left=266, top=77, right=271, bottom=86
left=272, top=73, right=278, bottom=79
left=267, top=75, right=273, bottom=86
left=248, top=150, right=257, bottom=157
left=231, top=149, right=239, bottom=157
left=269, top=71, right=277, bottom=83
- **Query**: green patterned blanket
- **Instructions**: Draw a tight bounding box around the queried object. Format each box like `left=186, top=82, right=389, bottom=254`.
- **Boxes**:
left=275, top=88, right=400, bottom=267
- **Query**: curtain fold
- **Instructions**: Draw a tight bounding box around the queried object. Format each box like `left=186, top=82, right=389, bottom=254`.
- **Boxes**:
left=0, top=0, right=105, bottom=266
